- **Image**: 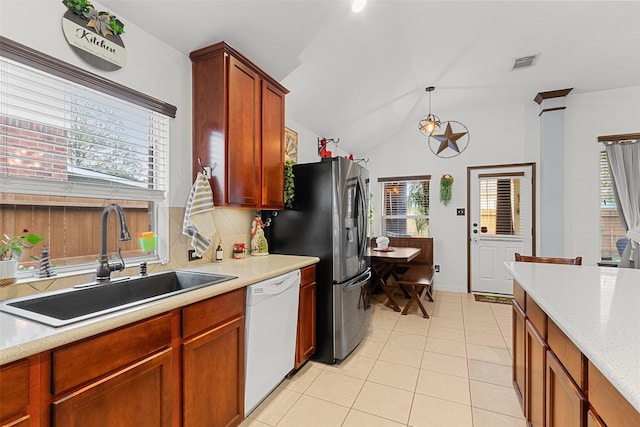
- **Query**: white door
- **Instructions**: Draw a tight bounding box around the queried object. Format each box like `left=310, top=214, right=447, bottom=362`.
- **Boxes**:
left=469, top=164, right=534, bottom=295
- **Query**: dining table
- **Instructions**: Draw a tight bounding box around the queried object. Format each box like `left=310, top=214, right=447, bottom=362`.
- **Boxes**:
left=366, top=246, right=421, bottom=312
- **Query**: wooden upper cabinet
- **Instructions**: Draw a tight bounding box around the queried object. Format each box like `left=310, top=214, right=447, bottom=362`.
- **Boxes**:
left=190, top=41, right=288, bottom=208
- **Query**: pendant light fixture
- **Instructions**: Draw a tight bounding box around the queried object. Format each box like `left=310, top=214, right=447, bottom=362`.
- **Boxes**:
left=418, top=86, right=441, bottom=136
left=352, top=0, right=366, bottom=13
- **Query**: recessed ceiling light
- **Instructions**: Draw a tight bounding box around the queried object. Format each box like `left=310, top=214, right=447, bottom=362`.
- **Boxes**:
left=352, top=0, right=366, bottom=13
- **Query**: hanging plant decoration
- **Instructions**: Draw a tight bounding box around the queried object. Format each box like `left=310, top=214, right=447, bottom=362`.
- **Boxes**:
left=284, top=159, right=295, bottom=208
left=61, top=0, right=127, bottom=71
left=440, top=174, right=454, bottom=206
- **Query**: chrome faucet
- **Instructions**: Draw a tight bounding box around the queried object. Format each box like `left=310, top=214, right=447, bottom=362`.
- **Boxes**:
left=96, top=204, right=131, bottom=282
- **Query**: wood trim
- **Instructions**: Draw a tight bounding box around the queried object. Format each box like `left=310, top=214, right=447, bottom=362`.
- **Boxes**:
left=534, top=88, right=573, bottom=104
left=378, top=175, right=431, bottom=182
left=539, top=106, right=567, bottom=116
left=0, top=36, right=177, bottom=118
left=190, top=41, right=289, bottom=95
left=478, top=172, right=525, bottom=178
left=597, top=133, right=640, bottom=143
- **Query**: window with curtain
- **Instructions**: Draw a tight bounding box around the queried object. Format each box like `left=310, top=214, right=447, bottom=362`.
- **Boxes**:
left=0, top=37, right=175, bottom=277
left=600, top=149, right=631, bottom=262
left=379, top=175, right=430, bottom=237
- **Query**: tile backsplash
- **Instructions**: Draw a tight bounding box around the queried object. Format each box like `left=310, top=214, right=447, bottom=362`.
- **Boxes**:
left=0, top=208, right=256, bottom=300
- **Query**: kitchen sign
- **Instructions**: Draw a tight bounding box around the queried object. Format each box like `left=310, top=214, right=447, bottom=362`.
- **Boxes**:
left=61, top=8, right=126, bottom=71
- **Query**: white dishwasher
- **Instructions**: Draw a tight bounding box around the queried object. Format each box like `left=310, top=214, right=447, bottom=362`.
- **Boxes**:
left=244, top=269, right=300, bottom=415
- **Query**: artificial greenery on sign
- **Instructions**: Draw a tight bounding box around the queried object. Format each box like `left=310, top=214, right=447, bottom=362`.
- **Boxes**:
left=440, top=174, right=454, bottom=206
left=284, top=159, right=295, bottom=208
left=62, top=0, right=125, bottom=36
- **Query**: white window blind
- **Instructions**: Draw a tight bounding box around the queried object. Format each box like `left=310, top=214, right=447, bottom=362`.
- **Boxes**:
left=0, top=56, right=168, bottom=201
left=380, top=176, right=430, bottom=237
left=478, top=174, right=526, bottom=236
left=600, top=150, right=627, bottom=260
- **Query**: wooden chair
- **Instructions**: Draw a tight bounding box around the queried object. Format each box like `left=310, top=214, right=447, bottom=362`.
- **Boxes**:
left=514, top=253, right=582, bottom=265
left=390, top=237, right=434, bottom=318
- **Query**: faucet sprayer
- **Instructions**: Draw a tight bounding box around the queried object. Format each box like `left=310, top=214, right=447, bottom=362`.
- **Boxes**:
left=96, top=204, right=131, bottom=282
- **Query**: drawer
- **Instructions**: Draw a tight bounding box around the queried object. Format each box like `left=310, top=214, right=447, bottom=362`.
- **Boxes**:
left=301, top=265, right=316, bottom=286
left=182, top=287, right=244, bottom=338
left=513, top=280, right=526, bottom=310
left=0, top=359, right=30, bottom=423
left=525, top=295, right=547, bottom=338
left=547, top=319, right=586, bottom=389
left=53, top=314, right=172, bottom=394
left=588, top=361, right=640, bottom=427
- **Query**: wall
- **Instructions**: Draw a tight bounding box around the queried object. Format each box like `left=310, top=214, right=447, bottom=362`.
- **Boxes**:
left=0, top=1, right=254, bottom=298
left=362, top=87, right=640, bottom=292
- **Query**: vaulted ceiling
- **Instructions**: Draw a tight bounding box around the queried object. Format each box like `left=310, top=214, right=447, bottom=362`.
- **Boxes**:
left=101, top=0, right=640, bottom=155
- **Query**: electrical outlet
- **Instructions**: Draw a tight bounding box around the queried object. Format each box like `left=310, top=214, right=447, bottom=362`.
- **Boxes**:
left=188, top=250, right=202, bottom=261
left=434, top=265, right=440, bottom=273
left=456, top=208, right=465, bottom=216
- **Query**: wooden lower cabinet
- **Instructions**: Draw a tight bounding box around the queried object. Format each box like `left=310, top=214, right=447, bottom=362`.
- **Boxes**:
left=545, top=350, right=586, bottom=427
left=52, top=349, right=173, bottom=427
left=182, top=316, right=244, bottom=427
left=512, top=301, right=526, bottom=409
left=0, top=359, right=30, bottom=426
left=295, top=265, right=316, bottom=369
left=587, top=409, right=606, bottom=427
left=525, top=319, right=547, bottom=427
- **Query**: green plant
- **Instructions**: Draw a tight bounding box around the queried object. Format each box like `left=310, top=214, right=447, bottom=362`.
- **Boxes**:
left=284, top=159, right=295, bottom=208
left=1, top=229, right=44, bottom=261
left=62, top=0, right=125, bottom=35
left=440, top=174, right=454, bottom=206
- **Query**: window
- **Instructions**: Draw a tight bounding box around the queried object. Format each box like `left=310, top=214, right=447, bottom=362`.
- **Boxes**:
left=0, top=37, right=175, bottom=277
left=379, top=175, right=430, bottom=237
left=479, top=175, right=523, bottom=236
left=600, top=150, right=628, bottom=261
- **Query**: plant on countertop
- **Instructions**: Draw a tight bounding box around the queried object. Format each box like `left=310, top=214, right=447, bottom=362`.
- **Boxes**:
left=440, top=174, right=454, bottom=206
left=62, top=0, right=125, bottom=36
left=284, top=159, right=295, bottom=208
left=1, top=229, right=44, bottom=261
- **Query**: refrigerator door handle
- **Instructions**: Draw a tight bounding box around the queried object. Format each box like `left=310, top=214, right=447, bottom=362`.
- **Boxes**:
left=343, top=268, right=372, bottom=289
left=357, top=176, right=368, bottom=261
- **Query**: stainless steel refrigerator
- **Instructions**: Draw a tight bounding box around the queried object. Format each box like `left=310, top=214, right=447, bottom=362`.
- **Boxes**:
left=263, top=157, right=371, bottom=364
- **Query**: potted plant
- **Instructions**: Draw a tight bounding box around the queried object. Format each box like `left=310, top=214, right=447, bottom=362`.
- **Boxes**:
left=440, top=174, right=454, bottom=206
left=0, top=229, right=44, bottom=286
left=284, top=159, right=295, bottom=208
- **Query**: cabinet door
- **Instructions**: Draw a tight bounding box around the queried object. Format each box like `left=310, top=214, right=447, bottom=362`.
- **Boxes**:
left=183, top=316, right=245, bottom=427
left=0, top=359, right=30, bottom=425
left=227, top=55, right=261, bottom=207
left=52, top=349, right=173, bottom=427
left=512, top=301, right=526, bottom=411
left=261, top=80, right=285, bottom=209
left=526, top=319, right=547, bottom=427
left=587, top=408, right=606, bottom=427
left=545, top=351, right=586, bottom=427
left=295, top=279, right=317, bottom=369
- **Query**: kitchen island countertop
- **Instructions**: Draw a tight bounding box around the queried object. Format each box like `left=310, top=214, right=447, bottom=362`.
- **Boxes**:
left=0, top=254, right=318, bottom=365
left=504, top=261, right=640, bottom=413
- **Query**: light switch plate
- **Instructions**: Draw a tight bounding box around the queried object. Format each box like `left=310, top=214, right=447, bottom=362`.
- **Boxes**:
left=456, top=208, right=465, bottom=216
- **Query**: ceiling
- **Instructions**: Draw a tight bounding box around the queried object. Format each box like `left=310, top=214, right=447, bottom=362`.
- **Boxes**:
left=101, top=0, right=640, bottom=155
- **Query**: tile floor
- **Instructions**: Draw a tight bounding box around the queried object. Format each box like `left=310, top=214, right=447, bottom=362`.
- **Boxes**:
left=240, top=290, right=526, bottom=427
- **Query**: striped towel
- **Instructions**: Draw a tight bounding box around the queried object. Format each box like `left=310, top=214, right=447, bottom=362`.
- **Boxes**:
left=182, top=172, right=217, bottom=257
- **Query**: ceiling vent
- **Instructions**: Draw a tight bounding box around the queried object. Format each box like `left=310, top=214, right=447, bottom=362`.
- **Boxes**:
left=512, top=54, right=539, bottom=70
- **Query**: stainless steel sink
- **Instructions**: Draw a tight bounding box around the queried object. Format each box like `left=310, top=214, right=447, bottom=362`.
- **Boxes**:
left=0, top=270, right=237, bottom=327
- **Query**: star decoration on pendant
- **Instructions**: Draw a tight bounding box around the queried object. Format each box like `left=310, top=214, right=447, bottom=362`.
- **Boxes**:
left=431, top=122, right=468, bottom=154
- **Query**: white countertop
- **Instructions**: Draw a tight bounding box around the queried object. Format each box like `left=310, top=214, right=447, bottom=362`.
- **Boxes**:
left=504, top=261, right=640, bottom=413
left=0, top=254, right=318, bottom=365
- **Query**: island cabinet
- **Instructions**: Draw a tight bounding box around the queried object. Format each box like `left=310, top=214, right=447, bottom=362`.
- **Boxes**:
left=190, top=41, right=288, bottom=209
left=512, top=280, right=640, bottom=427
left=295, top=265, right=316, bottom=369
left=182, top=287, right=245, bottom=427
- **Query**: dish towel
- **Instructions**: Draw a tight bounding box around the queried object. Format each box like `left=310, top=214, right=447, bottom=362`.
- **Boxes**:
left=182, top=172, right=217, bottom=257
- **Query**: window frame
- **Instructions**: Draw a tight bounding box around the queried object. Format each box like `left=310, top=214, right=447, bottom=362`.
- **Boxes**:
left=379, top=175, right=431, bottom=237
left=0, top=37, right=175, bottom=278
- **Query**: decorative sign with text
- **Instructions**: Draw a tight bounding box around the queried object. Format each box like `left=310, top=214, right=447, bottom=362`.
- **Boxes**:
left=61, top=8, right=126, bottom=71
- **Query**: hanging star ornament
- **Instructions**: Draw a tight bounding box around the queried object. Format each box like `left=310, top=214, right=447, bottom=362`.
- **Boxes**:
left=428, top=121, right=470, bottom=158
